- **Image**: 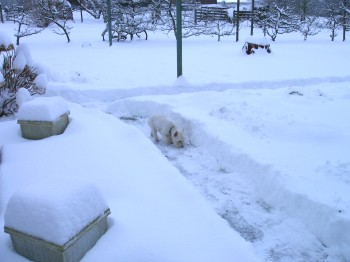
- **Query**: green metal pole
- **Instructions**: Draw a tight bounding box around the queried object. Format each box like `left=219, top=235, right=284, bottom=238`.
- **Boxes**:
left=107, top=0, right=113, bottom=46
left=250, top=0, right=254, bottom=36
left=0, top=4, right=3, bottom=23
left=236, top=0, right=240, bottom=42
left=176, top=0, right=182, bottom=77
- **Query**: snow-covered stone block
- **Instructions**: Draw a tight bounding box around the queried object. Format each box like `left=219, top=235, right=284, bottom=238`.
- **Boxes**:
left=244, top=36, right=271, bottom=55
left=4, top=178, right=110, bottom=262
left=17, top=97, right=70, bottom=140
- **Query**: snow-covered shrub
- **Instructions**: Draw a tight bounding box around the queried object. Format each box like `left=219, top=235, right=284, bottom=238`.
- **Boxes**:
left=16, top=87, right=32, bottom=107
left=298, top=16, right=322, bottom=41
left=102, top=0, right=156, bottom=41
left=0, top=32, right=46, bottom=117
left=256, top=4, right=299, bottom=41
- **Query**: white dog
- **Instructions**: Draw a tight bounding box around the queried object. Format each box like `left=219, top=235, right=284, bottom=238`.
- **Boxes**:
left=148, top=115, right=184, bottom=148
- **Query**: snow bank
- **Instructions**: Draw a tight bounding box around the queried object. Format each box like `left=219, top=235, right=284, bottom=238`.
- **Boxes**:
left=17, top=96, right=69, bottom=121
left=4, top=177, right=108, bottom=245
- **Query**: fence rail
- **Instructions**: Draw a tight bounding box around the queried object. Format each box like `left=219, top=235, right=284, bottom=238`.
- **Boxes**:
left=195, top=7, right=230, bottom=23
left=233, top=10, right=253, bottom=21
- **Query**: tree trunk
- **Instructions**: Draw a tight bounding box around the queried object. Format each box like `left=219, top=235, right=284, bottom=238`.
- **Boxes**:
left=54, top=21, right=71, bottom=43
left=16, top=23, right=22, bottom=45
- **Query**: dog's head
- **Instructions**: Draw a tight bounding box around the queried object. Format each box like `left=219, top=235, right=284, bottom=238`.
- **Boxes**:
left=171, top=129, right=184, bottom=148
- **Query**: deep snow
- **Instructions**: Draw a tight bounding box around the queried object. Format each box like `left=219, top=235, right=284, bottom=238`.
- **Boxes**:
left=4, top=177, right=109, bottom=246
left=17, top=96, right=69, bottom=121
left=1, top=11, right=350, bottom=262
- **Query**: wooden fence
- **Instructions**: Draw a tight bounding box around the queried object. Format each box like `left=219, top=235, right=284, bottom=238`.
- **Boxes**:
left=194, top=7, right=256, bottom=24
left=194, top=7, right=230, bottom=23
left=233, top=10, right=253, bottom=21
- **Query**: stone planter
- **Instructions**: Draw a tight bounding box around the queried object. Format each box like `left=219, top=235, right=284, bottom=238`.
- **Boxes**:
left=4, top=178, right=110, bottom=262
left=17, top=96, right=70, bottom=140
left=4, top=208, right=110, bottom=262
left=18, top=112, right=70, bottom=140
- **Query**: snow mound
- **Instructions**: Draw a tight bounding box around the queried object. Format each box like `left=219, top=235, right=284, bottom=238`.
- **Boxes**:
left=17, top=96, right=69, bottom=121
left=12, top=50, right=26, bottom=72
left=34, top=73, right=49, bottom=90
left=16, top=88, right=32, bottom=107
left=245, top=36, right=270, bottom=45
left=0, top=31, right=14, bottom=50
left=4, top=177, right=109, bottom=246
left=15, top=43, right=33, bottom=67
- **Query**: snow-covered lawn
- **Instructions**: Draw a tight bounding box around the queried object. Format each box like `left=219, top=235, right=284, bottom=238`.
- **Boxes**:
left=1, top=12, right=350, bottom=261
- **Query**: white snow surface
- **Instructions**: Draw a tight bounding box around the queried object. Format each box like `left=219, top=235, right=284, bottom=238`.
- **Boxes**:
left=12, top=50, right=26, bottom=71
left=245, top=36, right=270, bottom=45
left=15, top=43, right=33, bottom=67
left=16, top=88, right=32, bottom=107
left=0, top=31, right=13, bottom=49
left=17, top=96, right=69, bottom=121
left=34, top=73, right=48, bottom=90
left=1, top=12, right=350, bottom=262
left=4, top=178, right=108, bottom=246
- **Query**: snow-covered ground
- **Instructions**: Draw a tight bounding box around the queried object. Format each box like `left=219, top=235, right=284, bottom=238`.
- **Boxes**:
left=1, top=12, right=350, bottom=262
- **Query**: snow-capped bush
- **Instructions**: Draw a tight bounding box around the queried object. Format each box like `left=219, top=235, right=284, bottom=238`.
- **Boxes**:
left=12, top=50, right=27, bottom=72
left=15, top=43, right=34, bottom=66
left=34, top=74, right=48, bottom=93
left=16, top=88, right=32, bottom=107
left=0, top=32, right=15, bottom=52
left=0, top=32, right=46, bottom=117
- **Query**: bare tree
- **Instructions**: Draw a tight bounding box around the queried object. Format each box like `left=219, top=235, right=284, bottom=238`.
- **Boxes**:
left=256, top=5, right=270, bottom=36
left=290, top=0, right=321, bottom=20
left=32, top=0, right=74, bottom=43
left=4, top=4, right=44, bottom=45
left=151, top=0, right=178, bottom=38
left=208, top=19, right=235, bottom=41
left=185, top=16, right=235, bottom=41
left=150, top=0, right=200, bottom=40
left=298, top=16, right=322, bottom=40
left=14, top=15, right=45, bottom=45
left=71, top=0, right=103, bottom=22
left=322, top=0, right=343, bottom=41
left=258, top=3, right=300, bottom=41
left=102, top=0, right=156, bottom=41
left=340, top=0, right=349, bottom=40
left=342, top=0, right=350, bottom=14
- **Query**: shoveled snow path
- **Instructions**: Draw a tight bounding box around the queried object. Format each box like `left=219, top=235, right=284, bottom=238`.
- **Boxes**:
left=115, top=116, right=336, bottom=262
